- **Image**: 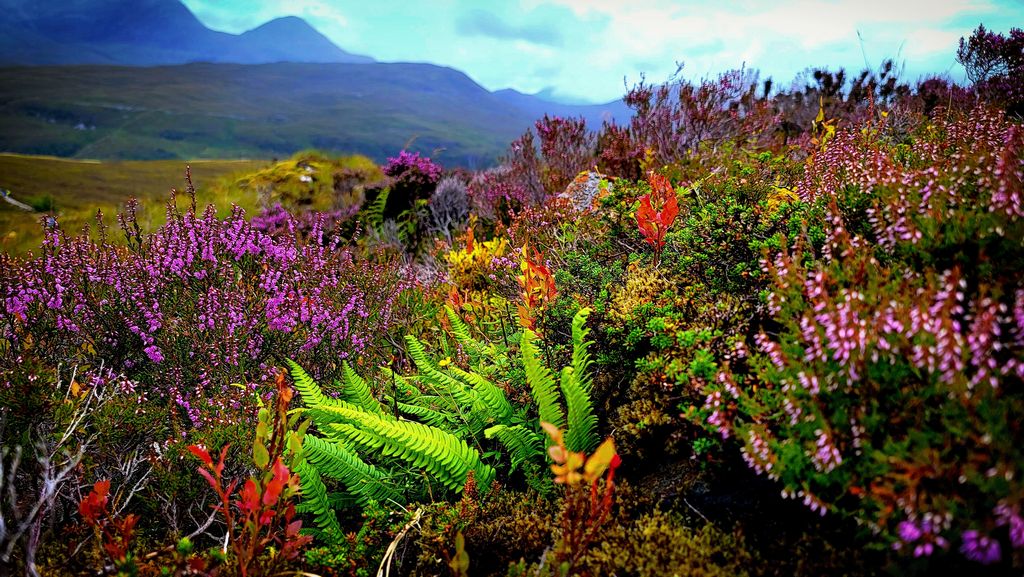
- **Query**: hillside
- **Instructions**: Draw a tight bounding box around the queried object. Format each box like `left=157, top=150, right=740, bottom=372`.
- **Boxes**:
left=0, top=0, right=373, bottom=65
left=0, top=63, right=627, bottom=166
left=0, top=154, right=265, bottom=254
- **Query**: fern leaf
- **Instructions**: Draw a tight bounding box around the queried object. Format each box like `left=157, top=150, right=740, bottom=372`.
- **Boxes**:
left=365, top=187, right=390, bottom=229
left=318, top=402, right=491, bottom=492
left=341, top=361, right=383, bottom=415
left=293, top=459, right=343, bottom=541
left=570, top=308, right=595, bottom=395
left=485, top=424, right=544, bottom=472
left=444, top=305, right=491, bottom=359
left=561, top=367, right=599, bottom=454
left=449, top=366, right=514, bottom=423
left=521, top=329, right=565, bottom=431
left=286, top=359, right=343, bottom=408
left=302, top=434, right=399, bottom=507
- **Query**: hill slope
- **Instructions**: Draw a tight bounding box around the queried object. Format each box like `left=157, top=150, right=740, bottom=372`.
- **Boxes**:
left=0, top=63, right=630, bottom=166
left=0, top=0, right=373, bottom=65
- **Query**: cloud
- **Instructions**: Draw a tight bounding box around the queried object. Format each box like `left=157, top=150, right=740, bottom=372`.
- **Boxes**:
left=181, top=0, right=1024, bottom=103
left=456, top=9, right=564, bottom=46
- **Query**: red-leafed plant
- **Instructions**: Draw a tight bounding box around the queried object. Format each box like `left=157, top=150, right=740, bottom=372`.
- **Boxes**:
left=635, top=171, right=679, bottom=265
left=188, top=371, right=311, bottom=577
left=79, top=479, right=140, bottom=573
left=542, top=423, right=622, bottom=574
left=516, top=244, right=557, bottom=332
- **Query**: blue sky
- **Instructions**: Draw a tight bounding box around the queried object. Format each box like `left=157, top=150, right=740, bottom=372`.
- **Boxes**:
left=180, top=0, right=1024, bottom=104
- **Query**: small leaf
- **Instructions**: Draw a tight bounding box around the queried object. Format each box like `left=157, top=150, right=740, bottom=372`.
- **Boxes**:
left=583, top=438, right=618, bottom=483
left=187, top=445, right=212, bottom=467
left=253, top=440, right=270, bottom=469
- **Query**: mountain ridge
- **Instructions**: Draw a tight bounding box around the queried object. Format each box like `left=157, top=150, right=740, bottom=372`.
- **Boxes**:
left=0, top=0, right=632, bottom=164
left=0, top=0, right=374, bottom=65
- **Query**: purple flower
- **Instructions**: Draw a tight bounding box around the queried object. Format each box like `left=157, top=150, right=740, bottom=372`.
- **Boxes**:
left=144, top=345, right=164, bottom=364
left=961, top=530, right=1001, bottom=565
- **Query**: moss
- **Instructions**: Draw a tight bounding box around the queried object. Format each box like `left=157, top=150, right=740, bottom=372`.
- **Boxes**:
left=582, top=510, right=757, bottom=577
left=220, top=151, right=383, bottom=213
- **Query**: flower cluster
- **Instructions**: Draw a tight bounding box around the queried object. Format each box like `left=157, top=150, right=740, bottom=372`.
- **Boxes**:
left=700, top=104, right=1024, bottom=564
left=383, top=150, right=443, bottom=191
left=1, top=196, right=405, bottom=429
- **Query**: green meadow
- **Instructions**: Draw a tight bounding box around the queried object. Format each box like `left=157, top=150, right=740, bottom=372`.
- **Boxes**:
left=0, top=154, right=266, bottom=254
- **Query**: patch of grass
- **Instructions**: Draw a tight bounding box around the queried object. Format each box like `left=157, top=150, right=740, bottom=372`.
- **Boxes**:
left=0, top=154, right=266, bottom=255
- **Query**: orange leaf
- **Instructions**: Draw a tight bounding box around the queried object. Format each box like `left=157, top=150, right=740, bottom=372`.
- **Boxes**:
left=187, top=445, right=212, bottom=467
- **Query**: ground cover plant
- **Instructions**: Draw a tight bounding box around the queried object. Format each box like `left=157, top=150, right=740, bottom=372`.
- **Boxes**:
left=0, top=24, right=1022, bottom=577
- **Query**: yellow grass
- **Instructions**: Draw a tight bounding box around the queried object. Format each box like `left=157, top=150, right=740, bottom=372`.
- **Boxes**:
left=0, top=154, right=268, bottom=255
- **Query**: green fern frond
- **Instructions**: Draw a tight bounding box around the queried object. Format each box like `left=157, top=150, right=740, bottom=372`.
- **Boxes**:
left=560, top=367, right=599, bottom=454
left=521, top=329, right=565, bottom=431
left=380, top=367, right=423, bottom=402
left=365, top=187, right=390, bottom=229
left=341, top=361, right=383, bottom=415
left=484, top=424, right=544, bottom=472
left=315, top=402, right=492, bottom=492
left=444, top=305, right=492, bottom=359
left=286, top=359, right=343, bottom=408
left=448, top=366, right=514, bottom=423
left=393, top=400, right=455, bottom=430
left=570, top=308, right=595, bottom=396
left=302, top=434, right=399, bottom=507
left=293, top=459, right=343, bottom=541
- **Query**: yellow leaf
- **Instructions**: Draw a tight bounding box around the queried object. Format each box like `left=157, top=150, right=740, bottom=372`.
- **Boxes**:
left=584, top=438, right=617, bottom=483
left=540, top=421, right=563, bottom=446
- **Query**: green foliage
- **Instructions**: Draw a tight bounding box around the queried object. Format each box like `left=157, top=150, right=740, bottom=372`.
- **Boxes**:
left=287, top=358, right=494, bottom=540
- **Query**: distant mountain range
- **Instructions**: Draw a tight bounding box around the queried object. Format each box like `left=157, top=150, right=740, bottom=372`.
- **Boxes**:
left=0, top=0, right=373, bottom=65
left=0, top=0, right=630, bottom=165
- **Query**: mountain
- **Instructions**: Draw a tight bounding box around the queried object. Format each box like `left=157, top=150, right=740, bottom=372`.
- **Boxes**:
left=234, top=17, right=373, bottom=64
left=493, top=88, right=631, bottom=129
left=0, top=62, right=536, bottom=166
left=0, top=0, right=634, bottom=166
left=0, top=0, right=373, bottom=66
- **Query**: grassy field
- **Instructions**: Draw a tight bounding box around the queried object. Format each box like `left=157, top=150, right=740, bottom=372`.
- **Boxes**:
left=0, top=154, right=267, bottom=255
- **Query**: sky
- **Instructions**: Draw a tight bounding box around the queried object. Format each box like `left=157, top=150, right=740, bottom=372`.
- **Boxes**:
left=180, top=0, right=1024, bottom=104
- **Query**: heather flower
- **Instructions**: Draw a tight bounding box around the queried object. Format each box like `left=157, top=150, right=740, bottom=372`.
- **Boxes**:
left=0, top=195, right=406, bottom=430
left=960, top=530, right=1001, bottom=565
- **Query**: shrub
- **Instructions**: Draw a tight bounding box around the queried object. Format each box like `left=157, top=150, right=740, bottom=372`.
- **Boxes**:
left=701, top=105, right=1024, bottom=567
left=0, top=188, right=405, bottom=433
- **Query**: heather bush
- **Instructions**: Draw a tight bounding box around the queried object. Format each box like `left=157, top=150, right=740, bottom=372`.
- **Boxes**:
left=957, top=24, right=1024, bottom=115
left=700, top=105, right=1024, bottom=567
left=0, top=188, right=405, bottom=433
left=535, top=115, right=597, bottom=194
left=619, top=67, right=778, bottom=170
left=382, top=150, right=443, bottom=217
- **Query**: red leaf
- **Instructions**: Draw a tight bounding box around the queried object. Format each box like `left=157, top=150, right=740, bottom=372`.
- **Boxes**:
left=78, top=479, right=111, bottom=522
left=216, top=445, right=231, bottom=477
left=239, top=479, right=260, bottom=513
left=660, top=195, right=679, bottom=227
left=187, top=445, right=212, bottom=467
left=195, top=467, right=217, bottom=491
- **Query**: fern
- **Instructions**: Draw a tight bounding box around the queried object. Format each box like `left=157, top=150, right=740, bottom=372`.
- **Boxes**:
left=448, top=366, right=514, bottom=423
left=291, top=361, right=494, bottom=524
left=521, top=328, right=565, bottom=431
left=484, top=424, right=543, bottom=472
left=286, top=359, right=343, bottom=408
left=301, top=434, right=399, bottom=507
left=570, top=308, right=595, bottom=396
left=293, top=458, right=344, bottom=541
left=365, top=187, right=390, bottom=229
left=561, top=367, right=599, bottom=454
left=341, top=361, right=382, bottom=415
left=444, top=304, right=492, bottom=360
left=562, top=308, right=599, bottom=453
